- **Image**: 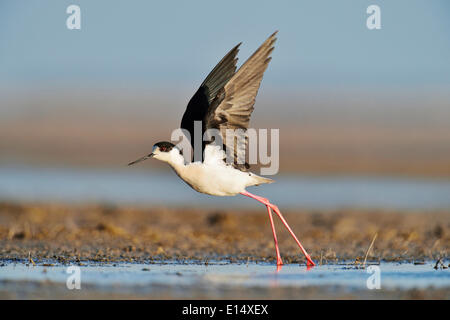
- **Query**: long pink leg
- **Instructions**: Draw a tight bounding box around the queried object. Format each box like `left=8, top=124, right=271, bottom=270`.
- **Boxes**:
left=240, top=190, right=316, bottom=267
left=265, top=204, right=283, bottom=266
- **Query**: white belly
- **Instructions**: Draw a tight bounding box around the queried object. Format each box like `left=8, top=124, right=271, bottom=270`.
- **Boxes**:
left=173, top=163, right=252, bottom=196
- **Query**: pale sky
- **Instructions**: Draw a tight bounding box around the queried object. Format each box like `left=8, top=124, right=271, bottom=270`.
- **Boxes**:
left=1, top=0, right=449, bottom=91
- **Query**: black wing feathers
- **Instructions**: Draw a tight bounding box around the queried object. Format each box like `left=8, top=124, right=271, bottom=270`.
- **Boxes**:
left=181, top=43, right=241, bottom=158
left=180, top=32, right=277, bottom=169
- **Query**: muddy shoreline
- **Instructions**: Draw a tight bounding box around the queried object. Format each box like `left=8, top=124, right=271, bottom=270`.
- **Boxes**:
left=1, top=202, right=448, bottom=265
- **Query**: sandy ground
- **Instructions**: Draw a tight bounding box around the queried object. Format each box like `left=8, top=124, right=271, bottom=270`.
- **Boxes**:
left=0, top=202, right=448, bottom=264
left=0, top=202, right=449, bottom=299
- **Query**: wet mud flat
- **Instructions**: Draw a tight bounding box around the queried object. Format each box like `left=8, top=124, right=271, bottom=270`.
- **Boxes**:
left=0, top=202, right=449, bottom=299
left=0, top=202, right=448, bottom=264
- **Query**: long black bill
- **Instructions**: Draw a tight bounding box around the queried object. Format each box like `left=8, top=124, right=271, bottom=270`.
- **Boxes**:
left=128, top=153, right=153, bottom=166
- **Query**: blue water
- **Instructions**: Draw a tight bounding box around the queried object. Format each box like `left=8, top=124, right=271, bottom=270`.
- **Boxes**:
left=1, top=261, right=448, bottom=291
left=0, top=165, right=449, bottom=210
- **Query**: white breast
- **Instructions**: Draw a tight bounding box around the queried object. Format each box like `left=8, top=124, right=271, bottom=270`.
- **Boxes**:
left=171, top=145, right=255, bottom=196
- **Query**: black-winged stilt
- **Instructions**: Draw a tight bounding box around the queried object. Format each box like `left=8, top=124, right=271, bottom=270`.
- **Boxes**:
left=129, top=32, right=315, bottom=267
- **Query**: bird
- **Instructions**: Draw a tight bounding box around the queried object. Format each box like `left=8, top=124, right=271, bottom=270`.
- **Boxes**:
left=128, top=31, right=315, bottom=268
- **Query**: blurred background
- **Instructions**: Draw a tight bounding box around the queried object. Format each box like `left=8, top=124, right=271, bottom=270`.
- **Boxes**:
left=1, top=0, right=449, bottom=209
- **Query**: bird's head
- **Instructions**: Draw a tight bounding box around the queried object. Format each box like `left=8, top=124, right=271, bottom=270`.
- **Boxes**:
left=128, top=141, right=183, bottom=166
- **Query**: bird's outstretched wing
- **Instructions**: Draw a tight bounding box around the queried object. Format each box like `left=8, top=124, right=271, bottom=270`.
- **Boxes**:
left=205, top=31, right=277, bottom=170
left=181, top=43, right=241, bottom=158
left=180, top=32, right=277, bottom=169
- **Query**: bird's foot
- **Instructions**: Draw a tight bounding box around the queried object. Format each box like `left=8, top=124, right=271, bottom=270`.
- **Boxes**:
left=306, top=255, right=316, bottom=267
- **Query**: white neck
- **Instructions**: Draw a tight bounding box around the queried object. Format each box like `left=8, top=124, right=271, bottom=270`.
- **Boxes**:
left=162, top=149, right=185, bottom=169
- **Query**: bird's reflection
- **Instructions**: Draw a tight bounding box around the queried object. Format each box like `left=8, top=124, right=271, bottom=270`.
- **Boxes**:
left=274, top=262, right=315, bottom=273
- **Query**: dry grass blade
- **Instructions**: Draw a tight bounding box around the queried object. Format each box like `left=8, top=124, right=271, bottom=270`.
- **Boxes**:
left=362, top=233, right=378, bottom=268
left=28, top=252, right=36, bottom=266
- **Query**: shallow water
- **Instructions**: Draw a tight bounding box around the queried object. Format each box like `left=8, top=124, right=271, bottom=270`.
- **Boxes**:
left=1, top=165, right=450, bottom=209
left=1, top=261, right=449, bottom=293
